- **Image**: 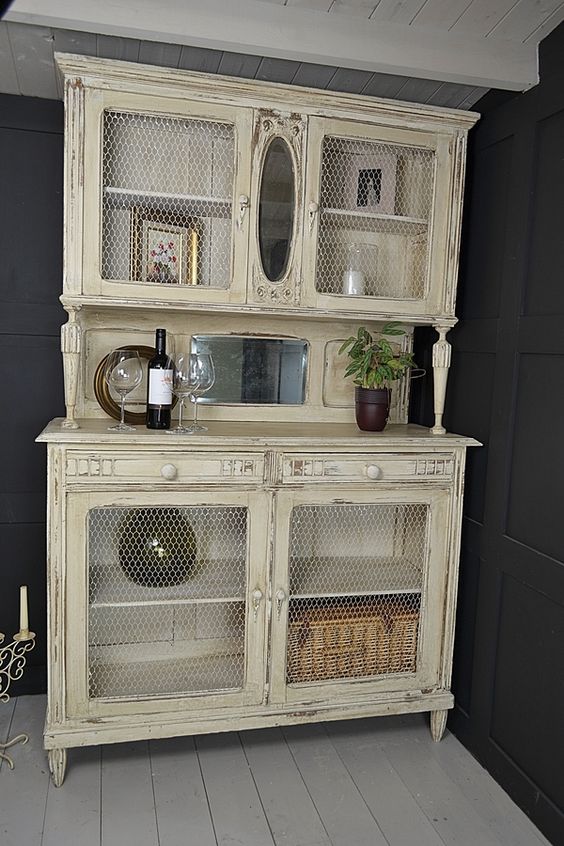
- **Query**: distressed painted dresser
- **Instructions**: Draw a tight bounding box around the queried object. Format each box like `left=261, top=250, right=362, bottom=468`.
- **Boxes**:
left=37, top=53, right=479, bottom=785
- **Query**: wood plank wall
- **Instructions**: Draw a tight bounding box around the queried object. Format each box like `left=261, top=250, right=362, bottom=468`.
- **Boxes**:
left=411, top=21, right=564, bottom=846
left=0, top=94, right=65, bottom=693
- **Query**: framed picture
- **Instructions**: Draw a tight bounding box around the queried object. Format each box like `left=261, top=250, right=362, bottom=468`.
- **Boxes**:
left=344, top=151, right=397, bottom=215
left=130, top=206, right=199, bottom=285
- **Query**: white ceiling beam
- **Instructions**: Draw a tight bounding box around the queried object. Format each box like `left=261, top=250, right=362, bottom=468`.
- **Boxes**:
left=5, top=0, right=539, bottom=90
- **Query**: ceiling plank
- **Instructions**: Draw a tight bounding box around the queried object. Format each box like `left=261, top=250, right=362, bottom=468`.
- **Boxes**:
left=491, top=0, right=564, bottom=41
left=217, top=51, right=263, bottom=78
left=137, top=40, right=182, bottom=67
left=425, top=81, right=479, bottom=107
left=51, top=27, right=97, bottom=54
left=361, top=71, right=412, bottom=97
left=5, top=0, right=539, bottom=90
left=368, top=0, right=428, bottom=24
left=178, top=45, right=223, bottom=73
left=255, top=56, right=301, bottom=83
left=524, top=2, right=564, bottom=42
left=96, top=34, right=140, bottom=62
left=291, top=62, right=338, bottom=88
left=0, top=22, right=20, bottom=95
left=410, top=0, right=476, bottom=30
left=391, top=76, right=444, bottom=101
left=457, top=86, right=487, bottom=108
left=450, top=0, right=518, bottom=37
left=286, top=0, right=333, bottom=9
left=329, top=0, right=379, bottom=16
left=7, top=22, right=58, bottom=99
left=325, top=66, right=374, bottom=92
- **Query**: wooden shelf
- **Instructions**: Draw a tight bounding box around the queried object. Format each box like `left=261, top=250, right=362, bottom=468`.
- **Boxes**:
left=89, top=640, right=244, bottom=698
left=104, top=186, right=232, bottom=217
left=290, top=556, right=423, bottom=597
left=90, top=557, right=246, bottom=604
left=322, top=207, right=428, bottom=232
left=91, top=596, right=245, bottom=609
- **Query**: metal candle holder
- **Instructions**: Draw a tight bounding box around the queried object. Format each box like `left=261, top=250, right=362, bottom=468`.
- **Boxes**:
left=0, top=588, right=35, bottom=770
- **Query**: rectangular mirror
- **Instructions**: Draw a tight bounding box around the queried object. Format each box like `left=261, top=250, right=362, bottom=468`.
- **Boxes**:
left=191, top=335, right=308, bottom=404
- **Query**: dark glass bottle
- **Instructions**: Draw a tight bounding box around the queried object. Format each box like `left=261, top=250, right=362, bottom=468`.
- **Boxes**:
left=146, top=328, right=172, bottom=429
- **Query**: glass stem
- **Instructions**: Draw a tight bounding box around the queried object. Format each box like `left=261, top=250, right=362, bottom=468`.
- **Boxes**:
left=178, top=397, right=184, bottom=429
left=120, top=394, right=126, bottom=426
left=193, top=395, right=199, bottom=427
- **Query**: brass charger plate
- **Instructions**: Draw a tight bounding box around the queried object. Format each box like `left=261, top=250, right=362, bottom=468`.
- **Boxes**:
left=94, top=344, right=177, bottom=425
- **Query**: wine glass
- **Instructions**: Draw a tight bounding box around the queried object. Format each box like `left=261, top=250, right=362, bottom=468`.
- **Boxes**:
left=166, top=352, right=199, bottom=435
left=104, top=348, right=143, bottom=432
left=186, top=353, right=215, bottom=433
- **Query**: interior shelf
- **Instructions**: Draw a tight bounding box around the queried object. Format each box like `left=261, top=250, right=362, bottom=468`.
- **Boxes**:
left=91, top=596, right=245, bottom=609
left=89, top=639, right=245, bottom=698
left=104, top=186, right=232, bottom=217
left=289, top=556, right=423, bottom=597
left=322, top=207, right=428, bottom=229
left=90, top=557, right=247, bottom=605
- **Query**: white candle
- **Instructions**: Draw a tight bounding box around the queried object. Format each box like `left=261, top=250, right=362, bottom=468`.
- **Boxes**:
left=19, top=585, right=29, bottom=634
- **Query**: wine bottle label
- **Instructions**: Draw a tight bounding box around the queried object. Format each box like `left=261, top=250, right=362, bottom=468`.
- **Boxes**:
left=148, top=369, right=173, bottom=405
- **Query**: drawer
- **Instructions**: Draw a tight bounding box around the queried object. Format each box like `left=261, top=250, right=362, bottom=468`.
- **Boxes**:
left=65, top=451, right=265, bottom=484
left=281, top=453, right=454, bottom=484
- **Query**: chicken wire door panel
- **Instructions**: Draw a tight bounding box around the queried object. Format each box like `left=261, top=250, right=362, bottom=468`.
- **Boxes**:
left=81, top=91, right=252, bottom=303
left=64, top=491, right=268, bottom=718
left=302, top=118, right=455, bottom=317
left=269, top=488, right=451, bottom=705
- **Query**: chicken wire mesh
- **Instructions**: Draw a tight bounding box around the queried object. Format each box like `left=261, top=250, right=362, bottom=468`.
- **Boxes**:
left=286, top=503, right=427, bottom=683
left=87, top=505, right=248, bottom=699
left=101, top=110, right=235, bottom=288
left=316, top=136, right=435, bottom=299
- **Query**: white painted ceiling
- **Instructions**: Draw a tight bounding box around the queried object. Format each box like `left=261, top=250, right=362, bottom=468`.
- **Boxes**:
left=2, top=0, right=563, bottom=108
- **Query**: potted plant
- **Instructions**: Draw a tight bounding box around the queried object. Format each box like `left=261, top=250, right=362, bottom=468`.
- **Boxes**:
left=339, top=323, right=418, bottom=431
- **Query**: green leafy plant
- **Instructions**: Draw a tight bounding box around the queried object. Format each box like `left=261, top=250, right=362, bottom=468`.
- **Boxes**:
left=339, top=323, right=417, bottom=390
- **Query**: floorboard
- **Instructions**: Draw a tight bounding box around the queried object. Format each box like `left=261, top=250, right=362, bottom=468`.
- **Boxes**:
left=0, top=696, right=16, bottom=773
left=0, top=697, right=554, bottom=846
left=0, top=695, right=50, bottom=846
left=41, top=746, right=101, bottom=846
left=327, top=721, right=446, bottom=846
left=196, top=731, right=276, bottom=846
left=149, top=736, right=217, bottom=846
left=101, top=741, right=159, bottom=846
left=241, top=727, right=332, bottom=846
left=283, top=723, right=389, bottom=846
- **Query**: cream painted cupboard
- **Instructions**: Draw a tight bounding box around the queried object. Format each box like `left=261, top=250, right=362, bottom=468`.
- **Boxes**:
left=37, top=54, right=479, bottom=786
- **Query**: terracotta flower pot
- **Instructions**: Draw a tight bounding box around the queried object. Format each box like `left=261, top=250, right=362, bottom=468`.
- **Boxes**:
left=355, top=386, right=390, bottom=432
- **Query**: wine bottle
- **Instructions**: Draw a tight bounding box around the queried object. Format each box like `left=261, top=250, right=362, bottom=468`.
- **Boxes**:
left=146, top=328, right=173, bottom=429
left=118, top=507, right=198, bottom=587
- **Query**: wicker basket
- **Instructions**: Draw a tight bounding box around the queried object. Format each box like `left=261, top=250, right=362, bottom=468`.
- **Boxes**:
left=287, top=599, right=419, bottom=684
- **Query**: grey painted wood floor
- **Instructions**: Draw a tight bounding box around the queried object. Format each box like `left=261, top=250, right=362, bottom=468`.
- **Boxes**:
left=0, top=695, right=551, bottom=846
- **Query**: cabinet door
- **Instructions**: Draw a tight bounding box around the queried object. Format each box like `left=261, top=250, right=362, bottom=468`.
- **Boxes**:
left=82, top=89, right=252, bottom=304
left=65, top=490, right=268, bottom=718
left=270, top=487, right=451, bottom=705
left=302, top=117, right=456, bottom=318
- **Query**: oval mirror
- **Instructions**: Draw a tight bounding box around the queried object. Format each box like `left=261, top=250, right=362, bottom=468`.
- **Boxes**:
left=258, top=137, right=295, bottom=282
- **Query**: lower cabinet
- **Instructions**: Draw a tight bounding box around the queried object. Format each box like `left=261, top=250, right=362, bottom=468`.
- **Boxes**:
left=41, top=436, right=472, bottom=786
left=269, top=487, right=450, bottom=705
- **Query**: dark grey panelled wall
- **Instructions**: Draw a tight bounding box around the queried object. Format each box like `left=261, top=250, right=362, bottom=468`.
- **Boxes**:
left=0, top=94, right=65, bottom=693
left=413, top=22, right=564, bottom=846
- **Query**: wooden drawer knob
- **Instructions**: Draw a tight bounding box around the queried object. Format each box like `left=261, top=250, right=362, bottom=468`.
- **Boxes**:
left=365, top=464, right=382, bottom=480
left=160, top=463, right=178, bottom=480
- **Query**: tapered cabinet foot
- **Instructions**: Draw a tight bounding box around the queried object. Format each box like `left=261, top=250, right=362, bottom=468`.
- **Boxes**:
left=48, top=748, right=68, bottom=787
left=429, top=709, right=448, bottom=742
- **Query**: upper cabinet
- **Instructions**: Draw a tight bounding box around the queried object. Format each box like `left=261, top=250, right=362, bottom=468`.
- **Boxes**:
left=303, top=118, right=454, bottom=318
left=81, top=90, right=253, bottom=304
left=58, top=54, right=477, bottom=322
